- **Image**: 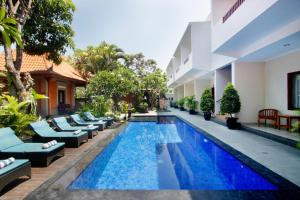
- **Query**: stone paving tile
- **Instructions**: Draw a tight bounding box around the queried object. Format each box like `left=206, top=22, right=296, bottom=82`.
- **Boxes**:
left=160, top=109, right=300, bottom=187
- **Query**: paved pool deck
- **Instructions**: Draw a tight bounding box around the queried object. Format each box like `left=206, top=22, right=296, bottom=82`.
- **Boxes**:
left=4, top=110, right=300, bottom=200
left=158, top=109, right=300, bottom=187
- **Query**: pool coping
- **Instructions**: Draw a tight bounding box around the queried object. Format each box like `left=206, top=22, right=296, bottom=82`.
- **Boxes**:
left=177, top=109, right=299, bottom=148
left=24, top=116, right=300, bottom=200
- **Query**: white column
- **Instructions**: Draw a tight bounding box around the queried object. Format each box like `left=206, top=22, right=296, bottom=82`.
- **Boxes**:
left=215, top=66, right=232, bottom=114
left=232, top=62, right=265, bottom=123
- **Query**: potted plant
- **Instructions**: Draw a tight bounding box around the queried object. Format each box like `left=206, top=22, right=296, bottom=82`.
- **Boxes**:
left=185, top=96, right=198, bottom=114
left=220, top=83, right=241, bottom=129
left=174, top=101, right=179, bottom=109
left=170, top=101, right=174, bottom=108
left=138, top=102, right=149, bottom=113
left=200, top=89, right=214, bottom=120
left=178, top=98, right=185, bottom=111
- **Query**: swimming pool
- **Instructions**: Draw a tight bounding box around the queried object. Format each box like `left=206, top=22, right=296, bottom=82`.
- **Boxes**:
left=69, top=117, right=277, bottom=190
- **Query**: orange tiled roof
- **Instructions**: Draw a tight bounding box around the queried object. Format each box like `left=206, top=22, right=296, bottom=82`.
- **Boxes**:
left=0, top=51, right=86, bottom=83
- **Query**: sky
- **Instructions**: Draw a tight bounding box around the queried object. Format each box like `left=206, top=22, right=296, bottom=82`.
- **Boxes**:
left=71, top=0, right=211, bottom=71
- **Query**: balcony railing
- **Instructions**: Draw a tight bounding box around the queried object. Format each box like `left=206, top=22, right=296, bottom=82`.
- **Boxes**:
left=223, top=0, right=245, bottom=23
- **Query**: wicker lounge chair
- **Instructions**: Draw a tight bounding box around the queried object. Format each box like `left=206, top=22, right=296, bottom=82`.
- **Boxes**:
left=0, top=128, right=65, bottom=167
left=29, top=120, right=89, bottom=148
left=83, top=112, right=114, bottom=126
left=52, top=117, right=98, bottom=139
left=70, top=114, right=106, bottom=131
left=0, top=159, right=31, bottom=192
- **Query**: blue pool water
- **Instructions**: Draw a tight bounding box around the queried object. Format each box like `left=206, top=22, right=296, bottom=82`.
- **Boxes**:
left=69, top=117, right=277, bottom=190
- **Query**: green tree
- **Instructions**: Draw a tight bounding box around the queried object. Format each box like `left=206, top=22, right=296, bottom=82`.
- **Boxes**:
left=2, top=0, right=75, bottom=100
left=125, top=53, right=157, bottom=78
left=23, top=0, right=75, bottom=64
left=72, top=42, right=125, bottom=79
left=220, top=83, right=241, bottom=117
left=142, top=68, right=167, bottom=109
left=87, top=67, right=139, bottom=111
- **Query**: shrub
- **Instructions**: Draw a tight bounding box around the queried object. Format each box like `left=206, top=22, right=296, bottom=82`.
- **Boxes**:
left=0, top=95, right=38, bottom=138
left=185, top=96, right=197, bottom=111
left=178, top=98, right=185, bottom=107
left=292, top=110, right=300, bottom=133
left=200, top=89, right=214, bottom=112
left=220, top=83, right=241, bottom=117
left=79, top=95, right=113, bottom=117
left=119, top=101, right=129, bottom=114
left=138, top=102, right=148, bottom=113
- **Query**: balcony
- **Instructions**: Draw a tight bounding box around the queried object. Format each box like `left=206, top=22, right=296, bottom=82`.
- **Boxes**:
left=212, top=0, right=300, bottom=60
left=222, top=0, right=245, bottom=23
left=166, top=22, right=212, bottom=88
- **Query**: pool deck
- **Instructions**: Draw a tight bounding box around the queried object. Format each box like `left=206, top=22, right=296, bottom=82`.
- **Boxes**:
left=158, top=109, right=300, bottom=187
left=2, top=110, right=300, bottom=200
left=0, top=125, right=123, bottom=200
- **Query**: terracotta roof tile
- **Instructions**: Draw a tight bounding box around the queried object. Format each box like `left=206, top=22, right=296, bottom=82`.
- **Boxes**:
left=0, top=51, right=86, bottom=83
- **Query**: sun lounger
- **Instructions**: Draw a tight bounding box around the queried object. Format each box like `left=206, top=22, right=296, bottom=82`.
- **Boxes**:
left=29, top=120, right=89, bottom=148
left=0, top=128, right=65, bottom=167
left=0, top=159, right=31, bottom=192
left=83, top=112, right=113, bottom=126
left=70, top=114, right=106, bottom=131
left=52, top=117, right=98, bottom=139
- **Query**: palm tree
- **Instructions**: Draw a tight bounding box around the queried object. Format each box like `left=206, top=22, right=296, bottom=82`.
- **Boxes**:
left=72, top=42, right=125, bottom=79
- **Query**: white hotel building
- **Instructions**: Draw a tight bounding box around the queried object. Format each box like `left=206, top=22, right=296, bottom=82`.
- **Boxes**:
left=166, top=0, right=300, bottom=123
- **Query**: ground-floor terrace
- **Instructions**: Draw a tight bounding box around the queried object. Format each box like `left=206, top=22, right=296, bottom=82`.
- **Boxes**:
left=2, top=110, right=300, bottom=200
left=172, top=50, right=300, bottom=124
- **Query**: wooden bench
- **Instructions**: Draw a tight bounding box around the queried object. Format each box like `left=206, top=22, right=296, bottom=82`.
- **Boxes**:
left=258, top=109, right=279, bottom=128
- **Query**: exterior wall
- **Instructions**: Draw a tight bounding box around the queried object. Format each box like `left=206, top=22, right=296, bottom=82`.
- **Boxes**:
left=232, top=62, right=266, bottom=123
left=184, top=82, right=194, bottom=97
left=194, top=78, right=213, bottom=112
left=67, top=82, right=74, bottom=107
left=265, top=50, right=300, bottom=115
left=191, top=22, right=211, bottom=70
left=175, top=85, right=184, bottom=101
left=211, top=0, right=236, bottom=25
left=214, top=66, right=232, bottom=114
left=212, top=0, right=278, bottom=52
left=32, top=77, right=48, bottom=116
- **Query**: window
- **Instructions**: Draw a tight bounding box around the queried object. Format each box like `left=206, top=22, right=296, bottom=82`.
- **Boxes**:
left=288, top=71, right=300, bottom=110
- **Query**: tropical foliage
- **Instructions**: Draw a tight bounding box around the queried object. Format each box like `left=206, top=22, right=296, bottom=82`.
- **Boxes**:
left=220, top=83, right=241, bottom=117
left=0, top=95, right=38, bottom=137
left=79, top=95, right=113, bottom=117
left=124, top=53, right=157, bottom=78
left=142, top=68, right=168, bottom=109
left=1, top=0, right=75, bottom=100
left=138, top=102, right=148, bottom=113
left=178, top=98, right=186, bottom=108
left=87, top=67, right=139, bottom=111
left=23, top=0, right=75, bottom=64
left=72, top=42, right=125, bottom=79
left=0, top=5, right=23, bottom=47
left=73, top=42, right=167, bottom=114
left=200, top=89, right=214, bottom=112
